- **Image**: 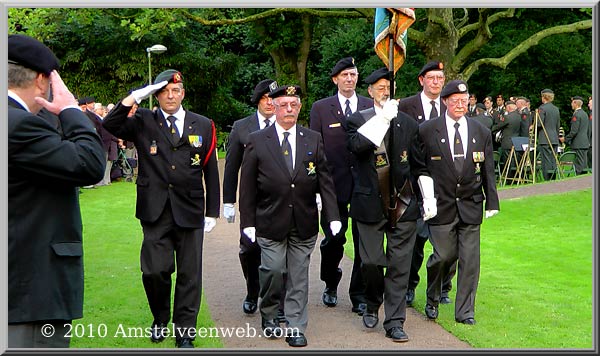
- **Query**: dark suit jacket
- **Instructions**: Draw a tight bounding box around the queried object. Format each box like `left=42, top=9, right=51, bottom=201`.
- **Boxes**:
left=418, top=117, right=499, bottom=225
left=495, top=110, right=522, bottom=150
left=239, top=125, right=340, bottom=241
left=103, top=102, right=220, bottom=228
left=8, top=97, right=105, bottom=323
left=537, top=102, right=560, bottom=145
left=398, top=92, right=447, bottom=124
left=223, top=113, right=261, bottom=204
left=347, top=108, right=428, bottom=223
left=309, top=94, right=373, bottom=203
left=565, top=108, right=590, bottom=149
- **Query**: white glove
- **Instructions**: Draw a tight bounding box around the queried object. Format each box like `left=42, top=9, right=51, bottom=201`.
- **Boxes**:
left=223, top=203, right=236, bottom=223
left=315, top=194, right=322, bottom=212
left=418, top=175, right=437, bottom=221
left=131, top=81, right=168, bottom=104
left=485, top=210, right=499, bottom=218
left=329, top=221, right=342, bottom=236
left=243, top=227, right=256, bottom=243
left=382, top=99, right=399, bottom=123
left=204, top=217, right=217, bottom=233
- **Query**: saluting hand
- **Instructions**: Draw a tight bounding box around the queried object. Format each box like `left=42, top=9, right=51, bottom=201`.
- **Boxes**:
left=34, top=71, right=78, bottom=115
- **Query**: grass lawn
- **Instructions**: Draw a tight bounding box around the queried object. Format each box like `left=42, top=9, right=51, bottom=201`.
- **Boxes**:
left=73, top=181, right=592, bottom=349
left=345, top=188, right=593, bottom=349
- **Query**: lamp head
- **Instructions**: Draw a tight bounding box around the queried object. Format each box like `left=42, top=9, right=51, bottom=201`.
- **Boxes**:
left=146, top=44, right=167, bottom=54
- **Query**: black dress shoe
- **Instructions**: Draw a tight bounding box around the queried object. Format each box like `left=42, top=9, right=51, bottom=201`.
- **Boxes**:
left=425, top=304, right=438, bottom=320
left=385, top=326, right=409, bottom=342
left=261, top=318, right=282, bottom=339
left=322, top=287, right=338, bottom=307
left=286, top=333, right=307, bottom=347
left=406, top=288, right=415, bottom=306
left=352, top=303, right=367, bottom=316
left=176, top=337, right=194, bottom=348
left=276, top=309, right=287, bottom=324
left=242, top=298, right=258, bottom=314
left=457, top=317, right=476, bottom=325
left=362, top=310, right=379, bottom=328
left=150, top=322, right=168, bottom=343
left=440, top=291, right=452, bottom=304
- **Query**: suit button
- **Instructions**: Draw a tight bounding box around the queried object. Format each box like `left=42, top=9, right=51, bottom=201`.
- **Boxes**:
left=173, top=147, right=177, bottom=151
left=456, top=197, right=460, bottom=201
left=288, top=204, right=293, bottom=208
left=291, top=184, right=295, bottom=188
left=457, top=183, right=460, bottom=187
left=169, top=184, right=174, bottom=188
left=172, top=165, right=176, bottom=170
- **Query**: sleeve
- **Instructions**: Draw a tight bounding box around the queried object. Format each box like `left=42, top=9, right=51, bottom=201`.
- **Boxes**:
left=239, top=135, right=258, bottom=229
left=223, top=121, right=243, bottom=204
left=315, top=134, right=340, bottom=223
left=203, top=120, right=220, bottom=218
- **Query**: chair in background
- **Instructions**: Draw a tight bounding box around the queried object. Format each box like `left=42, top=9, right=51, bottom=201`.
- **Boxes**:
left=555, top=151, right=577, bottom=178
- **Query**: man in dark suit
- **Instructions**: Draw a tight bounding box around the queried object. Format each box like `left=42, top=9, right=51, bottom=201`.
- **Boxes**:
left=346, top=68, right=434, bottom=342
left=494, top=100, right=522, bottom=173
left=240, top=85, right=341, bottom=347
left=103, top=69, right=220, bottom=348
left=309, top=57, right=371, bottom=314
left=223, top=78, right=284, bottom=317
left=562, top=96, right=590, bottom=175
left=419, top=80, right=500, bottom=325
left=536, top=89, right=561, bottom=180
left=397, top=61, right=456, bottom=307
left=470, top=103, right=493, bottom=130
left=466, top=94, right=478, bottom=117
left=8, top=34, right=105, bottom=348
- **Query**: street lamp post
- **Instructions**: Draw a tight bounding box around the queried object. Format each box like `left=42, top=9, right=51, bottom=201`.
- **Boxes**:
left=146, top=44, right=167, bottom=109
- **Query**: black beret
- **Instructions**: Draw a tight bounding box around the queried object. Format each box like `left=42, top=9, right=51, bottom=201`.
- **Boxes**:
left=85, top=96, right=95, bottom=104
left=541, top=89, right=554, bottom=94
left=154, top=69, right=183, bottom=85
left=269, top=85, right=302, bottom=99
left=77, top=97, right=87, bottom=106
left=418, top=61, right=444, bottom=77
left=330, top=57, right=356, bottom=77
left=364, top=67, right=390, bottom=85
left=475, top=103, right=486, bottom=110
left=250, top=79, right=277, bottom=105
left=8, top=34, right=60, bottom=75
left=571, top=96, right=584, bottom=102
left=440, top=80, right=469, bottom=99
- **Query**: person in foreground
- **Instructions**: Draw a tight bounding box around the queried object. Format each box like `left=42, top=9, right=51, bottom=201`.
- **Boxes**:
left=418, top=80, right=499, bottom=325
left=239, top=85, right=341, bottom=347
left=8, top=34, right=105, bottom=348
left=346, top=68, right=435, bottom=342
left=102, top=69, right=220, bottom=348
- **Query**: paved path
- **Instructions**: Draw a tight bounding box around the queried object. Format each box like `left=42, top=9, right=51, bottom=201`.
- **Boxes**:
left=203, top=160, right=591, bottom=349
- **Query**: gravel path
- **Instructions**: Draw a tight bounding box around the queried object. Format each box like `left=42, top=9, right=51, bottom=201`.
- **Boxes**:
left=203, top=160, right=591, bottom=349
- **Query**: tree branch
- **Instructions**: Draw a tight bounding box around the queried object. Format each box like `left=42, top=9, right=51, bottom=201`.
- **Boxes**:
left=179, top=8, right=365, bottom=25
left=458, top=8, right=515, bottom=38
left=461, top=19, right=592, bottom=80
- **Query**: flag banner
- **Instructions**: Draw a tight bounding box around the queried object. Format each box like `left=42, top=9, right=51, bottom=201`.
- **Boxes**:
left=374, top=8, right=416, bottom=74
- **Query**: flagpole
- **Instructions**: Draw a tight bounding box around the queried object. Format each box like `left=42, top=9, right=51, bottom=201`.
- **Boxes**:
left=387, top=31, right=396, bottom=211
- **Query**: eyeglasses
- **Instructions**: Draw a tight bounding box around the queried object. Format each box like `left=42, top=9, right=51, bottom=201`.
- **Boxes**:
left=447, top=98, right=468, bottom=106
left=159, top=87, right=183, bottom=96
left=274, top=101, right=300, bottom=110
left=424, top=75, right=445, bottom=81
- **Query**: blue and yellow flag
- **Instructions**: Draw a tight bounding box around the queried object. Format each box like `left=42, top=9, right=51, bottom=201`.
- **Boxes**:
left=374, top=8, right=416, bottom=74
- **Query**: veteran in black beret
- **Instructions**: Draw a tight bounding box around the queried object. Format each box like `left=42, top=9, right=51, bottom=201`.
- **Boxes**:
left=223, top=78, right=282, bottom=318
left=240, top=83, right=341, bottom=347
left=418, top=78, right=499, bottom=325
left=418, top=60, right=444, bottom=77
left=8, top=34, right=105, bottom=348
left=102, top=68, right=220, bottom=348
left=310, top=56, right=372, bottom=316
left=345, top=66, right=433, bottom=342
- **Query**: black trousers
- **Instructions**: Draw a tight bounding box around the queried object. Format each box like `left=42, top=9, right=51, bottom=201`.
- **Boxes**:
left=319, top=201, right=366, bottom=307
left=409, top=218, right=456, bottom=293
left=8, top=321, right=71, bottom=348
left=140, top=200, right=204, bottom=335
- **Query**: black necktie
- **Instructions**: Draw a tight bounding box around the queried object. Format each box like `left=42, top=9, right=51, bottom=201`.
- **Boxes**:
left=453, top=122, right=464, bottom=173
left=345, top=99, right=352, bottom=117
left=264, top=118, right=271, bottom=128
left=167, top=116, right=180, bottom=143
left=430, top=100, right=438, bottom=120
left=281, top=132, right=293, bottom=173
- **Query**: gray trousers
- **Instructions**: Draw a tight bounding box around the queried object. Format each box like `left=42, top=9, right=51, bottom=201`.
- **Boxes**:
left=427, top=216, right=480, bottom=322
left=8, top=321, right=71, bottom=348
left=257, top=227, right=317, bottom=334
